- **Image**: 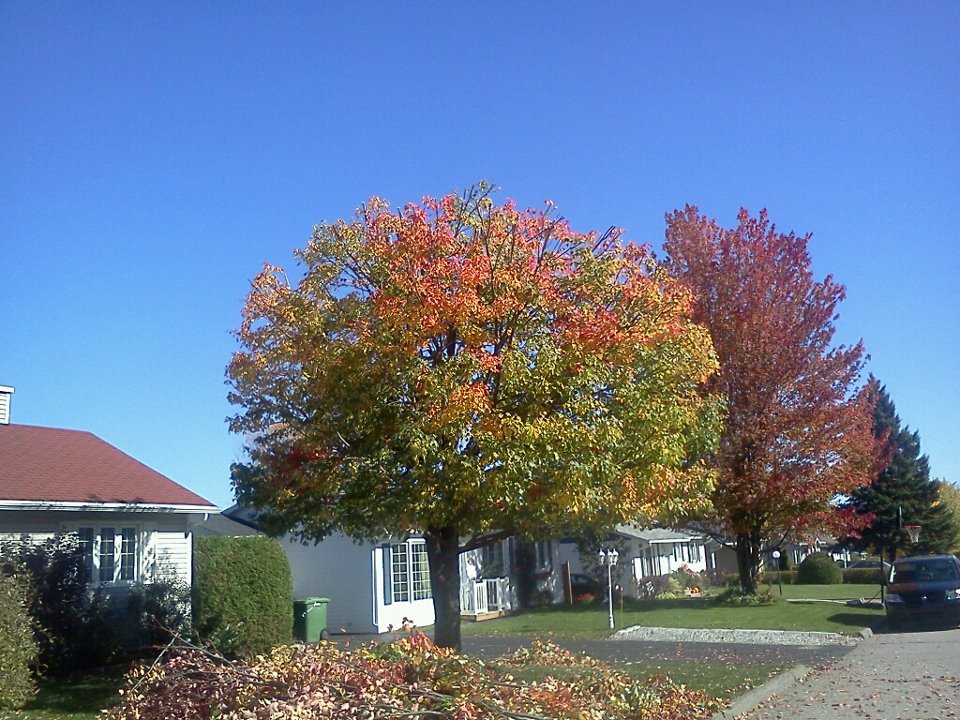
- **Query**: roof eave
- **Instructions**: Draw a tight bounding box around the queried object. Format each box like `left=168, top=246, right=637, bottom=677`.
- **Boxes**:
left=0, top=500, right=219, bottom=514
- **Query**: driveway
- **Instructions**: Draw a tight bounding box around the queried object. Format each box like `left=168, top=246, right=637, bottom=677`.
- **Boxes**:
left=739, top=626, right=960, bottom=719
left=462, top=635, right=854, bottom=668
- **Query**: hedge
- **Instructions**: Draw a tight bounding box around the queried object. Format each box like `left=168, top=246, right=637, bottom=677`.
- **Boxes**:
left=796, top=552, right=843, bottom=584
left=758, top=570, right=798, bottom=585
left=0, top=573, right=37, bottom=710
left=193, top=536, right=293, bottom=657
left=843, top=567, right=884, bottom=585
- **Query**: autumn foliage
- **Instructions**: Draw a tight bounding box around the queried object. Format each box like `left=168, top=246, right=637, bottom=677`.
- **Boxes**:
left=663, top=207, right=879, bottom=592
left=103, top=635, right=719, bottom=720
left=228, top=185, right=721, bottom=647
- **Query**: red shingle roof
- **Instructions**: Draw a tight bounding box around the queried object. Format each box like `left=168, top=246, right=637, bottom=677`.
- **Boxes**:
left=0, top=423, right=216, bottom=508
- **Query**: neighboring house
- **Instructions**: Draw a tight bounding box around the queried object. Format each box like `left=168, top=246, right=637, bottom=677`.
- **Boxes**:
left=0, top=385, right=217, bottom=596
left=558, top=525, right=713, bottom=598
left=224, top=504, right=562, bottom=634
left=780, top=535, right=852, bottom=568
left=194, top=512, right=263, bottom=538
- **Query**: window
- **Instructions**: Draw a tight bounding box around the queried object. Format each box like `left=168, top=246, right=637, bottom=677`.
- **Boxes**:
left=76, top=527, right=138, bottom=584
left=411, top=543, right=431, bottom=600
left=534, top=541, right=552, bottom=569
left=689, top=543, right=701, bottom=563
left=480, top=542, right=505, bottom=577
left=385, top=541, right=432, bottom=604
left=390, top=543, right=410, bottom=602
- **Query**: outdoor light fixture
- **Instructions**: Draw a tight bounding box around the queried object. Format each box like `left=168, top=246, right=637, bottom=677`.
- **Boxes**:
left=598, top=548, right=619, bottom=629
left=771, top=550, right=783, bottom=596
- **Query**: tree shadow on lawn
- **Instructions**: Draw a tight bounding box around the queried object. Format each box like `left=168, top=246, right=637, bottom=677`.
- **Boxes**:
left=22, top=671, right=125, bottom=715
left=824, top=611, right=884, bottom=630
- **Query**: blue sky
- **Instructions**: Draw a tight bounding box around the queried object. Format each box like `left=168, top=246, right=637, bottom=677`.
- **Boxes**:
left=2, top=2, right=957, bottom=509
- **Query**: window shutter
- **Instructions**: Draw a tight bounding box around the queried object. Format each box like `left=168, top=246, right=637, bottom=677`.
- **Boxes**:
left=382, top=545, right=392, bottom=605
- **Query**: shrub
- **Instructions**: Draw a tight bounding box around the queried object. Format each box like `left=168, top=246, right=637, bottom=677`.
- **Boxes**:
left=715, top=586, right=780, bottom=606
left=128, top=580, right=192, bottom=652
left=0, top=572, right=37, bottom=710
left=0, top=534, right=121, bottom=675
left=758, top=570, right=798, bottom=585
left=193, top=536, right=293, bottom=657
left=843, top=568, right=884, bottom=585
left=796, top=552, right=843, bottom=584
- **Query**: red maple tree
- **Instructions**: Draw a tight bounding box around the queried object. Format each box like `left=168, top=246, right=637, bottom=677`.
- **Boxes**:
left=663, top=207, right=879, bottom=593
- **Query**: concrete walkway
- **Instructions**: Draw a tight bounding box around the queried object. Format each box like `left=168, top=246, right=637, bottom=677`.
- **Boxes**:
left=734, top=627, right=960, bottom=719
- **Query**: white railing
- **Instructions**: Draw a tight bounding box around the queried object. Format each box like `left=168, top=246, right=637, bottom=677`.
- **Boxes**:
left=460, top=578, right=511, bottom=615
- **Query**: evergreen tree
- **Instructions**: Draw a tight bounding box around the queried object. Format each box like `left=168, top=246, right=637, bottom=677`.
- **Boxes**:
left=845, top=380, right=957, bottom=560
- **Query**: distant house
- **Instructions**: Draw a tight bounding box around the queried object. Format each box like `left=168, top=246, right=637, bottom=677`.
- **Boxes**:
left=558, top=524, right=715, bottom=598
left=0, top=385, right=217, bottom=593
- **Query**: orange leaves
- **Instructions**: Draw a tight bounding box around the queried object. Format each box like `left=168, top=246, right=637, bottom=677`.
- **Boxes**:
left=227, top=184, right=722, bottom=553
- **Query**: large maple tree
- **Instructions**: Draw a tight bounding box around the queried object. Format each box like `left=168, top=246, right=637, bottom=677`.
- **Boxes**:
left=663, top=206, right=878, bottom=594
left=227, top=186, right=721, bottom=649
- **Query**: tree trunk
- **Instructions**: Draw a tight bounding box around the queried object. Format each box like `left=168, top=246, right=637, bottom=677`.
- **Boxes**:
left=735, top=531, right=761, bottom=595
left=425, top=525, right=461, bottom=651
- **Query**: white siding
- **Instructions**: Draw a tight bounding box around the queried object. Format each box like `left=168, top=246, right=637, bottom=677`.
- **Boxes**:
left=0, top=510, right=195, bottom=587
left=155, top=529, right=193, bottom=586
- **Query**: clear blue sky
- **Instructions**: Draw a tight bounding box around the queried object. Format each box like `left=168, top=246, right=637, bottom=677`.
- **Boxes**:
left=2, top=3, right=957, bottom=509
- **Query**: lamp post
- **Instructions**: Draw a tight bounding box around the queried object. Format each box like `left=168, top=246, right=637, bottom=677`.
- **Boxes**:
left=598, top=548, right=619, bottom=629
left=771, top=550, right=783, bottom=596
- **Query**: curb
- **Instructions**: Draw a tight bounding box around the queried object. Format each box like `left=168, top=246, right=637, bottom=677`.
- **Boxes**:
left=712, top=665, right=813, bottom=720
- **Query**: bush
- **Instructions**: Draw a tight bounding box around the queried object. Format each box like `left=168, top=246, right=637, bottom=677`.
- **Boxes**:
left=128, top=580, right=192, bottom=652
left=758, top=570, right=798, bottom=585
left=715, top=586, right=780, bottom=606
left=843, top=568, right=884, bottom=585
left=796, top=552, right=843, bottom=584
left=0, top=572, right=37, bottom=710
left=193, top=536, right=293, bottom=657
left=0, top=534, right=122, bottom=675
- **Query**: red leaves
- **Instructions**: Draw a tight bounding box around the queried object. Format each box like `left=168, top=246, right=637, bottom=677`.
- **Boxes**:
left=663, top=207, right=879, bottom=540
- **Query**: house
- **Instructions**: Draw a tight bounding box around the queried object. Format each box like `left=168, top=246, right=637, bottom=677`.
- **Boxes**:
left=224, top=504, right=562, bottom=634
left=558, top=525, right=714, bottom=598
left=0, top=385, right=217, bottom=595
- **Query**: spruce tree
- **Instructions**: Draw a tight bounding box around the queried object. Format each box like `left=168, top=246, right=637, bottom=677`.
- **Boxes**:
left=846, top=380, right=956, bottom=560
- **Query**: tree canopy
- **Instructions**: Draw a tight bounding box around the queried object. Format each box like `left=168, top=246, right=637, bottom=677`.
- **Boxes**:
left=227, top=186, right=722, bottom=648
left=663, top=207, right=878, bottom=593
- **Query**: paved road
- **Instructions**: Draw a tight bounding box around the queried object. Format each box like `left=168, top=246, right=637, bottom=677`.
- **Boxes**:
left=334, top=632, right=855, bottom=667
left=740, top=626, right=960, bottom=719
left=461, top=635, right=855, bottom=668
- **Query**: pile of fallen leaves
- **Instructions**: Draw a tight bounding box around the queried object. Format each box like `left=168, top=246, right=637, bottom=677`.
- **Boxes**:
left=104, top=633, right=719, bottom=720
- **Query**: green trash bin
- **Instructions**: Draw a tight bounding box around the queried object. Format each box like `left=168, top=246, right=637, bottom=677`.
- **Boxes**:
left=293, top=596, right=330, bottom=642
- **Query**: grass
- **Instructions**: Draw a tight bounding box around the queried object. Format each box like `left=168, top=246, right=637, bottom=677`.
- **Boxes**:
left=6, top=671, right=124, bottom=720
left=461, top=583, right=885, bottom=639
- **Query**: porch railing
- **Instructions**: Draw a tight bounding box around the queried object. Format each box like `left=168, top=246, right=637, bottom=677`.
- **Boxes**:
left=460, top=577, right=510, bottom=615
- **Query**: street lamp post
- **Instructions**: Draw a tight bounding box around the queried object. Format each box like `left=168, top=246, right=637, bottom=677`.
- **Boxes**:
left=598, top=548, right=619, bottom=630
left=771, top=550, right=783, bottom=596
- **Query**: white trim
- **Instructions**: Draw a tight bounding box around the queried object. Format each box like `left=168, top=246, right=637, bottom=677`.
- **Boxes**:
left=0, top=500, right=217, bottom=513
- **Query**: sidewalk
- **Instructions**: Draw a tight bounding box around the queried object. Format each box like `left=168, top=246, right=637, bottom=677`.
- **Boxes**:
left=733, top=627, right=960, bottom=719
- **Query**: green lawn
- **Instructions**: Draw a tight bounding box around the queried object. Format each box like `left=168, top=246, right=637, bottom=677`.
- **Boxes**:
left=461, top=583, right=885, bottom=638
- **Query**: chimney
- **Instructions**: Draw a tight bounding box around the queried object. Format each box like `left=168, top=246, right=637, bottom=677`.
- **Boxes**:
left=0, top=385, right=13, bottom=425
